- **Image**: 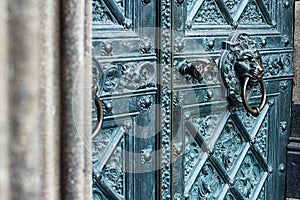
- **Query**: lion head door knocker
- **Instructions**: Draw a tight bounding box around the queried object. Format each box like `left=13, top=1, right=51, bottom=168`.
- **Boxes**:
left=219, top=32, right=267, bottom=117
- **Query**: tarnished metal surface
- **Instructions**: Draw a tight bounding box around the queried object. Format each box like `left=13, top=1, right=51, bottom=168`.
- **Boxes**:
left=91, top=0, right=294, bottom=199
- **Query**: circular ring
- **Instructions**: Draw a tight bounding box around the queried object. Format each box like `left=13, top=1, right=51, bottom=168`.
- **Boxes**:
left=92, top=97, right=104, bottom=138
left=242, top=77, right=267, bottom=117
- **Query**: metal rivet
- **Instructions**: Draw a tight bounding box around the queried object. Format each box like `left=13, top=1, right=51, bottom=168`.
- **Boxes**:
left=177, top=0, right=184, bottom=4
left=283, top=1, right=289, bottom=8
left=186, top=21, right=192, bottom=29
left=279, top=163, right=285, bottom=173
left=268, top=166, right=273, bottom=173
left=124, top=19, right=132, bottom=29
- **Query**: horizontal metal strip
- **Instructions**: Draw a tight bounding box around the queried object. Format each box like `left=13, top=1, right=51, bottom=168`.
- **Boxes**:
left=93, top=55, right=158, bottom=62
left=100, top=90, right=157, bottom=100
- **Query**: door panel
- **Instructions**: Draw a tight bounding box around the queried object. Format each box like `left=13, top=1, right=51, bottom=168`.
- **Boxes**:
left=92, top=0, right=293, bottom=199
left=92, top=0, right=158, bottom=199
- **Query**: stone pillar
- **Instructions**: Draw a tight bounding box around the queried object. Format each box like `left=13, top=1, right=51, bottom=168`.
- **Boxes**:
left=60, top=0, right=90, bottom=199
left=0, top=0, right=92, bottom=199
left=39, top=0, right=61, bottom=199
left=84, top=0, right=93, bottom=199
left=0, top=0, right=9, bottom=199
left=8, top=0, right=42, bottom=199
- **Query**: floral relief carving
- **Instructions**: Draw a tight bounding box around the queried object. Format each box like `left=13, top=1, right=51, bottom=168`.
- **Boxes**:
left=189, top=163, right=224, bottom=199
left=194, top=0, right=226, bottom=24
left=214, top=120, right=243, bottom=171
left=262, top=53, right=293, bottom=77
left=236, top=109, right=256, bottom=132
left=92, top=0, right=114, bottom=24
left=235, top=154, right=263, bottom=198
left=92, top=129, right=112, bottom=168
left=255, top=118, right=268, bottom=160
left=184, top=132, right=204, bottom=182
left=103, top=140, right=124, bottom=197
left=190, top=113, right=223, bottom=144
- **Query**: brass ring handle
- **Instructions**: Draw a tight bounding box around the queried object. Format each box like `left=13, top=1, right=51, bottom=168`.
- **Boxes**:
left=92, top=97, right=104, bottom=138
left=242, top=77, right=267, bottom=117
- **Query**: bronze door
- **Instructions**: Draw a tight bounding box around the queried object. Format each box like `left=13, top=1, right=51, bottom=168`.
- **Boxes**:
left=91, top=0, right=294, bottom=199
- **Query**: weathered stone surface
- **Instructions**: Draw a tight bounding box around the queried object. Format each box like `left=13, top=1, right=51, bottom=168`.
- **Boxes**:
left=8, top=0, right=42, bottom=199
left=39, top=0, right=61, bottom=199
left=0, top=0, right=9, bottom=199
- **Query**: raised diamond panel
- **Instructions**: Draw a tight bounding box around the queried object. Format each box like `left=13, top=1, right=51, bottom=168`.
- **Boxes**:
left=213, top=119, right=244, bottom=172
left=234, top=151, right=266, bottom=199
left=188, top=161, right=225, bottom=199
left=190, top=112, right=224, bottom=145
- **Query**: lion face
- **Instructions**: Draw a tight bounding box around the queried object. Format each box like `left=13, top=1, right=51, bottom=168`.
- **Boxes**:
left=234, top=50, right=264, bottom=84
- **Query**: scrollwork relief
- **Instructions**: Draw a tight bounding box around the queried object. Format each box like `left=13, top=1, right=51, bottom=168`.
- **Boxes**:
left=189, top=162, right=224, bottom=199
left=93, top=59, right=156, bottom=95
left=214, top=120, right=243, bottom=171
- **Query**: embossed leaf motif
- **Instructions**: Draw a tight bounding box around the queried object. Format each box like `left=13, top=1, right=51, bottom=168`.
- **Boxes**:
left=236, top=109, right=256, bottom=131
left=191, top=113, right=222, bottom=143
left=190, top=163, right=223, bottom=199
left=214, top=121, right=243, bottom=171
left=235, top=155, right=261, bottom=198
